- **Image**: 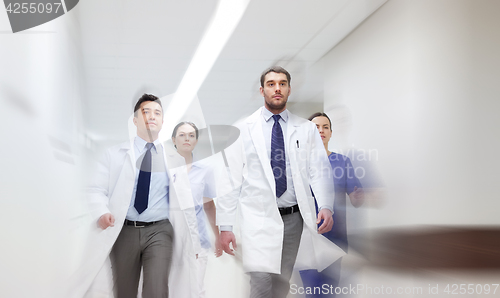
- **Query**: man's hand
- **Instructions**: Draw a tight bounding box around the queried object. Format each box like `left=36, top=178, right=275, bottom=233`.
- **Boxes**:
left=316, top=208, right=333, bottom=234
left=349, top=186, right=364, bottom=208
left=220, top=231, right=237, bottom=256
left=98, top=213, right=115, bottom=230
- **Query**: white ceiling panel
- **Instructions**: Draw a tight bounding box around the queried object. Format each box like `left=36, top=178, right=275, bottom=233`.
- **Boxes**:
left=76, top=0, right=387, bottom=140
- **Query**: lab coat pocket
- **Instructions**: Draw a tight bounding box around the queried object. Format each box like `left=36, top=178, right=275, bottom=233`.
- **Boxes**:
left=240, top=195, right=265, bottom=230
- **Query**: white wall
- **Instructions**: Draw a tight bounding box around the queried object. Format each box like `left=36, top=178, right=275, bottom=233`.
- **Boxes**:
left=0, top=10, right=87, bottom=298
left=320, top=0, right=500, bottom=227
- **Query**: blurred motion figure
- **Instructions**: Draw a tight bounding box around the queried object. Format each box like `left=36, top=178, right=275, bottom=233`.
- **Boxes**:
left=87, top=94, right=200, bottom=298
left=299, top=112, right=364, bottom=297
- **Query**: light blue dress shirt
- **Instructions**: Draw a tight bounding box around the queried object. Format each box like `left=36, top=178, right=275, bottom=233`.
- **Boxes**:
left=126, top=136, right=169, bottom=222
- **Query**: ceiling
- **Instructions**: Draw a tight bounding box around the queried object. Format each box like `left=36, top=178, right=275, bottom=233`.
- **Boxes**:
left=76, top=0, right=387, bottom=142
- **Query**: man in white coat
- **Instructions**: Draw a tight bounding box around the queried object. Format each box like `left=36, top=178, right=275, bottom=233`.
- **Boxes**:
left=218, top=66, right=337, bottom=298
left=87, top=94, right=200, bottom=298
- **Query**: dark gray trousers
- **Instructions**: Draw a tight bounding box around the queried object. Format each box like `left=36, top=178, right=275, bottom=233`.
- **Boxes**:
left=249, top=211, right=303, bottom=298
left=110, top=220, right=174, bottom=298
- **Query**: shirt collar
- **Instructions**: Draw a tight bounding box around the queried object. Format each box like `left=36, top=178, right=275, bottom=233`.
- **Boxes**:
left=134, top=136, right=161, bottom=153
left=262, top=107, right=289, bottom=123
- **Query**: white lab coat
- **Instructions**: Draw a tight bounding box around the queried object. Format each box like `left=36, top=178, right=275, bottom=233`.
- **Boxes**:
left=217, top=107, right=345, bottom=274
left=84, top=139, right=201, bottom=297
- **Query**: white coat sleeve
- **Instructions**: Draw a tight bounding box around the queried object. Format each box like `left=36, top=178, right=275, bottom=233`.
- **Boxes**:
left=216, top=135, right=245, bottom=227
left=87, top=149, right=113, bottom=221
left=308, top=124, right=335, bottom=212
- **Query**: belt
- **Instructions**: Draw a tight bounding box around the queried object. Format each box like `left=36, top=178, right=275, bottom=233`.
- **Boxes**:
left=279, top=204, right=299, bottom=216
left=124, top=219, right=168, bottom=228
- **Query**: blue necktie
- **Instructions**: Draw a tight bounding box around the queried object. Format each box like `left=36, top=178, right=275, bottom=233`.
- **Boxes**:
left=135, top=143, right=154, bottom=214
left=271, top=115, right=287, bottom=198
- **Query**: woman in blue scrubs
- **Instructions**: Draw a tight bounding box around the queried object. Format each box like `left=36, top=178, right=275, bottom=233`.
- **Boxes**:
left=299, top=113, right=364, bottom=297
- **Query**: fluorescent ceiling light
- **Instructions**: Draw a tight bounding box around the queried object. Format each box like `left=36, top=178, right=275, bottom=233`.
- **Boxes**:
left=162, top=0, right=251, bottom=130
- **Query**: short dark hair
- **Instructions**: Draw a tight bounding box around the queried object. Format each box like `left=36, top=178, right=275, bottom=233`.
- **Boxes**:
left=308, top=112, right=332, bottom=130
left=260, top=66, right=291, bottom=87
left=172, top=121, right=199, bottom=140
left=134, top=94, right=162, bottom=116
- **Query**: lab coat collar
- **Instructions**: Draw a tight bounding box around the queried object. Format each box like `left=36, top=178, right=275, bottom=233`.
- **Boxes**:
left=262, top=107, right=289, bottom=123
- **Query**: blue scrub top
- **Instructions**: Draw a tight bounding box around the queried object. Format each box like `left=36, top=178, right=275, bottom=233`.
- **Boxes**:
left=315, top=152, right=362, bottom=252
